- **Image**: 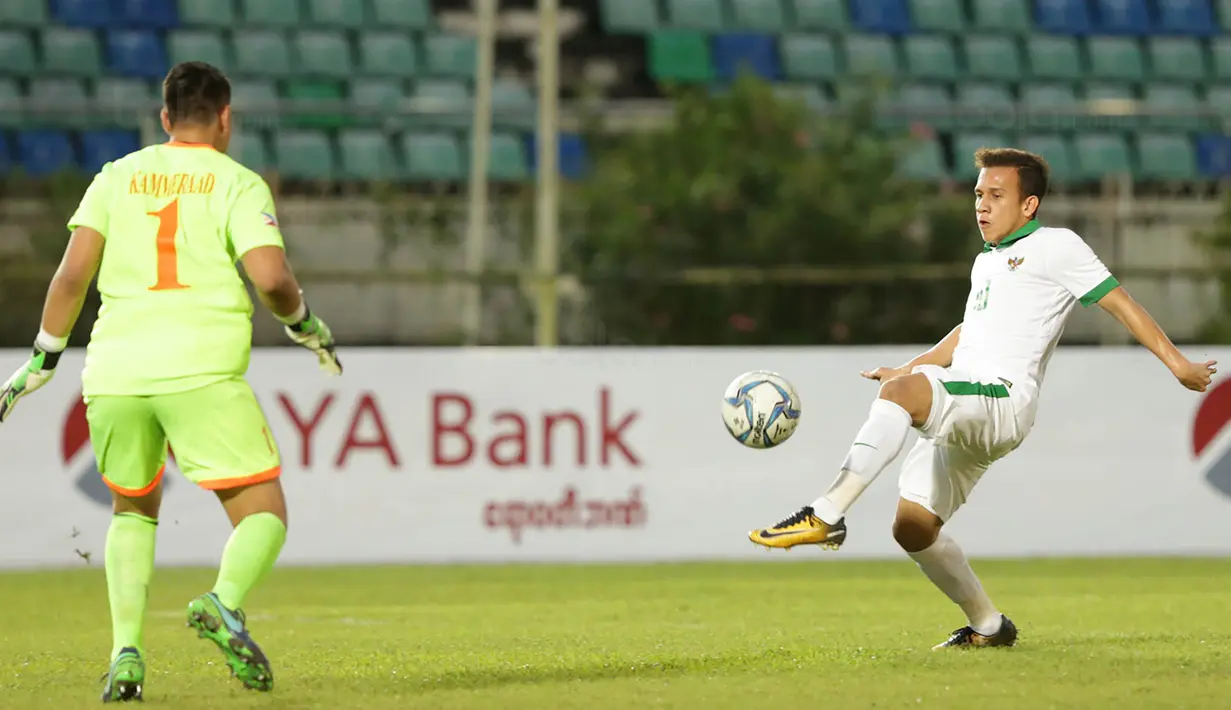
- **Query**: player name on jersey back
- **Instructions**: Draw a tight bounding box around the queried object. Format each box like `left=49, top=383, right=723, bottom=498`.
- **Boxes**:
left=129, top=171, right=217, bottom=198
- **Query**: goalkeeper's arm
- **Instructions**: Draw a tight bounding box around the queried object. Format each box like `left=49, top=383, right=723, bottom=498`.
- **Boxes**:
left=240, top=246, right=342, bottom=375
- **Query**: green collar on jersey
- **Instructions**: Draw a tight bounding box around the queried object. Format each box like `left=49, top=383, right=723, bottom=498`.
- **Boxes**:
left=983, top=219, right=1040, bottom=252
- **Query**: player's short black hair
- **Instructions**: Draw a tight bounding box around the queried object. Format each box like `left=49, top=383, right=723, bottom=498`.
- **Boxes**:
left=973, top=147, right=1050, bottom=218
left=163, top=61, right=231, bottom=127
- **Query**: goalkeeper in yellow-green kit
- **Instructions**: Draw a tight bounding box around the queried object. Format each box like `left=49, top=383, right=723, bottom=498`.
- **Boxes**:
left=0, top=62, right=341, bottom=702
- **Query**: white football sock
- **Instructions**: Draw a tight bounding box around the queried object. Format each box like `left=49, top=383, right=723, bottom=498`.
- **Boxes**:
left=811, top=398, right=912, bottom=525
left=908, top=531, right=1002, bottom=636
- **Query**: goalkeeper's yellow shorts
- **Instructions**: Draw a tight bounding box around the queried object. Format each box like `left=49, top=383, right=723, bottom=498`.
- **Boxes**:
left=84, top=377, right=281, bottom=497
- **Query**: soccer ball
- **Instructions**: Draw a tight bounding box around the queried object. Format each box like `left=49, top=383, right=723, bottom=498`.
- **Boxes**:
left=722, top=370, right=802, bottom=449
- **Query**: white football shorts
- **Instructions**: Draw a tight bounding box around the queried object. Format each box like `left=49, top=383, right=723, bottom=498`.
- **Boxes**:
left=897, top=364, right=1030, bottom=521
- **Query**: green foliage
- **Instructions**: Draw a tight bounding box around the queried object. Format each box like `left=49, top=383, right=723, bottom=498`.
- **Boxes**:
left=565, top=73, right=976, bottom=346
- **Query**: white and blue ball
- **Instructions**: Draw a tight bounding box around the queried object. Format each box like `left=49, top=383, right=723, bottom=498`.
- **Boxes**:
left=721, top=370, right=802, bottom=449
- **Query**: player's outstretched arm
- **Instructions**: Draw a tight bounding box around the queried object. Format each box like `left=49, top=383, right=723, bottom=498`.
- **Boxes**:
left=1098, top=286, right=1215, bottom=392
left=240, top=245, right=342, bottom=375
left=862, top=323, right=963, bottom=382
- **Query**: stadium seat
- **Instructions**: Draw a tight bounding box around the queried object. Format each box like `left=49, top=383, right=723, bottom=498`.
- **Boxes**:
left=0, top=0, right=48, bottom=27
left=358, top=32, right=419, bottom=78
left=283, top=80, right=346, bottom=127
left=1026, top=36, right=1082, bottom=80
left=729, top=0, right=788, bottom=31
left=108, top=31, right=169, bottom=79
left=955, top=83, right=1013, bottom=130
left=0, top=32, right=35, bottom=77
left=411, top=79, right=470, bottom=128
left=1195, top=133, right=1231, bottom=175
left=971, top=0, right=1032, bottom=31
left=665, top=0, right=727, bottom=29
left=492, top=78, right=536, bottom=130
left=370, top=0, right=433, bottom=28
left=27, top=78, right=90, bottom=127
left=1205, top=85, right=1231, bottom=129
left=230, top=79, right=278, bottom=112
left=903, top=36, right=958, bottom=81
left=1093, top=0, right=1150, bottom=35
left=773, top=83, right=830, bottom=112
left=177, top=0, right=234, bottom=26
left=423, top=35, right=476, bottom=79
left=899, top=137, right=948, bottom=179
left=350, top=78, right=405, bottom=113
left=600, top=0, right=661, bottom=33
left=232, top=30, right=292, bottom=76
left=965, top=36, right=1024, bottom=81
left=1157, top=0, right=1216, bottom=36
left=793, top=0, right=849, bottom=29
left=1074, top=133, right=1132, bottom=179
left=167, top=30, right=229, bottom=71
left=307, top=0, right=366, bottom=27
left=488, top=131, right=529, bottom=181
left=894, top=84, right=953, bottom=130
left=1018, top=133, right=1075, bottom=181
left=1020, top=83, right=1079, bottom=132
left=1212, top=38, right=1231, bottom=80
left=1149, top=38, right=1206, bottom=82
left=273, top=129, right=335, bottom=179
left=526, top=132, right=589, bottom=180
left=909, top=0, right=967, bottom=31
left=953, top=130, right=1010, bottom=179
left=80, top=130, right=140, bottom=173
left=1083, top=82, right=1138, bottom=130
left=843, top=35, right=900, bottom=77
left=53, top=0, right=113, bottom=28
left=42, top=28, right=103, bottom=76
left=648, top=31, right=714, bottom=83
left=1143, top=84, right=1202, bottom=130
left=239, top=0, right=302, bottom=26
left=780, top=35, right=838, bottom=81
left=338, top=128, right=400, bottom=180
left=711, top=33, right=781, bottom=81
left=1087, top=37, right=1145, bottom=82
left=0, top=80, right=23, bottom=128
left=1220, top=0, right=1231, bottom=30
left=850, top=0, right=910, bottom=34
left=231, top=130, right=272, bottom=172
left=295, top=31, right=354, bottom=79
left=1034, top=0, right=1093, bottom=35
left=1136, top=132, right=1197, bottom=179
left=402, top=131, right=464, bottom=181
left=93, top=77, right=156, bottom=127
left=113, top=0, right=180, bottom=29
left=17, top=130, right=76, bottom=176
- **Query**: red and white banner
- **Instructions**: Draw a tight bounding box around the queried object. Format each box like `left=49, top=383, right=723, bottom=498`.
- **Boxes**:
left=2, top=346, right=1230, bottom=569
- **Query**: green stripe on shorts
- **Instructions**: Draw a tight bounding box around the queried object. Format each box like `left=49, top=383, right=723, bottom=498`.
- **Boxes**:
left=942, top=381, right=1009, bottom=398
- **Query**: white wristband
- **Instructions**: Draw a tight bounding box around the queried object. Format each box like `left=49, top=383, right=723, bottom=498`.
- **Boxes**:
left=275, top=300, right=308, bottom=325
left=36, top=329, right=68, bottom=353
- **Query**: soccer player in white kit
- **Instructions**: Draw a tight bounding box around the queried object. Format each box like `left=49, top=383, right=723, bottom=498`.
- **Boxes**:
left=748, top=148, right=1217, bottom=649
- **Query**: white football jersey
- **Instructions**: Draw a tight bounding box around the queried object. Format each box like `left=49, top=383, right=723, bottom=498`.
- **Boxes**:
left=950, top=220, right=1117, bottom=410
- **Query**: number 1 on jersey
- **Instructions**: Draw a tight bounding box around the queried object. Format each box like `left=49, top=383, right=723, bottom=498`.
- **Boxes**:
left=149, top=198, right=188, bottom=291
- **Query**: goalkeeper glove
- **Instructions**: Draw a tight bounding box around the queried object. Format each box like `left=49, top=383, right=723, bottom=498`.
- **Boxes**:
left=0, top=333, right=67, bottom=423
left=283, top=304, right=342, bottom=375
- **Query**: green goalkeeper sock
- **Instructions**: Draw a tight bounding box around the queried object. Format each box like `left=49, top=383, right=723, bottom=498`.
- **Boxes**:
left=211, top=512, right=287, bottom=611
left=105, top=513, right=157, bottom=660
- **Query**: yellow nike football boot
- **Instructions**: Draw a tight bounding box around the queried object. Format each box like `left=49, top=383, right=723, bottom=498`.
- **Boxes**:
left=748, top=506, right=847, bottom=550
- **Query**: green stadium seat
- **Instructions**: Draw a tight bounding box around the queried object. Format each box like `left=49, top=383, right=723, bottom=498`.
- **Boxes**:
left=1085, top=83, right=1135, bottom=101
left=27, top=78, right=90, bottom=128
left=970, top=0, right=1031, bottom=31
left=665, top=0, right=727, bottom=30
left=964, top=36, right=1023, bottom=81
left=1206, top=85, right=1231, bottom=130
left=780, top=35, right=838, bottom=81
left=283, top=80, right=346, bottom=127
left=729, top=0, right=787, bottom=31
left=358, top=32, right=419, bottom=77
left=423, top=35, right=476, bottom=79
left=910, top=0, right=967, bottom=31
left=1148, top=38, right=1205, bottom=83
left=899, top=137, right=948, bottom=179
left=1083, top=82, right=1138, bottom=130
left=843, top=35, right=899, bottom=78
left=295, top=31, right=354, bottom=78
left=338, top=129, right=400, bottom=180
left=1022, top=83, right=1079, bottom=108
left=793, top=0, right=848, bottom=29
left=903, top=36, right=958, bottom=81
left=0, top=31, right=36, bottom=76
left=402, top=131, right=464, bottom=181
left=93, top=77, right=156, bottom=122
left=773, top=83, right=830, bottom=112
left=178, top=0, right=235, bottom=27
left=492, top=78, right=536, bottom=129
left=1020, top=84, right=1079, bottom=132
left=230, top=79, right=279, bottom=112
left=232, top=130, right=272, bottom=173
left=648, top=31, right=713, bottom=83
left=1143, top=84, right=1201, bottom=130
left=1074, top=133, right=1131, bottom=180
left=955, top=83, right=1013, bottom=130
left=1, top=0, right=48, bottom=27
left=1087, top=37, right=1145, bottom=82
left=953, top=130, right=1010, bottom=179
left=239, top=0, right=302, bottom=27
left=350, top=78, right=405, bottom=114
left=232, top=30, right=292, bottom=76
left=42, top=28, right=102, bottom=76
left=1017, top=134, right=1075, bottom=181
left=1135, top=133, right=1196, bottom=180
left=1213, top=39, right=1231, bottom=81
left=370, top=0, right=432, bottom=28
left=0, top=79, right=23, bottom=128
left=411, top=79, right=470, bottom=127
left=307, top=0, right=366, bottom=28
left=1026, top=36, right=1082, bottom=81
left=600, top=0, right=660, bottom=33
left=893, top=84, right=953, bottom=130
left=274, top=129, right=335, bottom=179
left=167, top=30, right=229, bottom=72
left=488, top=132, right=529, bottom=181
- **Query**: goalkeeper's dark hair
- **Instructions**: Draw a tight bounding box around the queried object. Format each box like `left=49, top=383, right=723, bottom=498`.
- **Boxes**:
left=163, top=61, right=231, bottom=127
left=973, top=147, right=1050, bottom=219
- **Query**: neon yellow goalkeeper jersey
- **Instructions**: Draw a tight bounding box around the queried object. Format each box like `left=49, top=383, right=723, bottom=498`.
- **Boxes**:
left=68, top=141, right=285, bottom=397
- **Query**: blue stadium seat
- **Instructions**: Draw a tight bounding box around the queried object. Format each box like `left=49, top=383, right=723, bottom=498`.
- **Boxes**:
left=112, top=0, right=180, bottom=28
left=1093, top=0, right=1150, bottom=35
left=17, top=130, right=75, bottom=176
left=108, top=31, right=168, bottom=79
left=1195, top=134, right=1231, bottom=175
left=850, top=0, right=910, bottom=33
left=53, top=0, right=114, bottom=27
left=1157, top=0, right=1216, bottom=36
left=711, top=33, right=780, bottom=81
left=80, top=130, right=141, bottom=173
left=526, top=132, right=589, bottom=180
left=1035, top=0, right=1092, bottom=34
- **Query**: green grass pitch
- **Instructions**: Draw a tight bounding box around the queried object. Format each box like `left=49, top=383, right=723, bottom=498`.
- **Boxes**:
left=3, top=558, right=1230, bottom=709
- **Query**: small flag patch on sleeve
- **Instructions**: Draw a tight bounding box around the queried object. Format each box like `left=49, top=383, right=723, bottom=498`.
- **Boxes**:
left=261, top=211, right=278, bottom=227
